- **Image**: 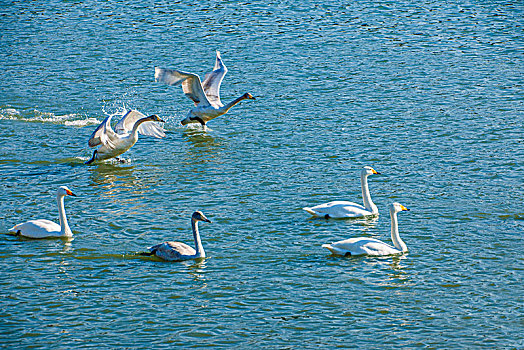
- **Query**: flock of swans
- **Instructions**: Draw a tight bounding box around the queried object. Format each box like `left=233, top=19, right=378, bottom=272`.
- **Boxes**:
left=7, top=52, right=412, bottom=261
left=85, top=51, right=255, bottom=165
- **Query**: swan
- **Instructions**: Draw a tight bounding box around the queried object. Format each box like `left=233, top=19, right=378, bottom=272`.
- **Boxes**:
left=322, top=203, right=410, bottom=256
left=141, top=211, right=211, bottom=261
left=9, top=186, right=77, bottom=238
left=155, top=51, right=255, bottom=127
left=86, top=110, right=165, bottom=164
left=303, top=166, right=380, bottom=219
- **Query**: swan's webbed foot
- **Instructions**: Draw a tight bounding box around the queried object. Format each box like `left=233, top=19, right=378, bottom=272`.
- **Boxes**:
left=344, top=252, right=352, bottom=257
left=85, top=150, right=97, bottom=165
left=324, top=214, right=331, bottom=219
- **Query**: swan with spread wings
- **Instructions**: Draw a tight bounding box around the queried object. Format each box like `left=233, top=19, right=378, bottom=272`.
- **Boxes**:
left=155, top=51, right=255, bottom=128
left=86, top=110, right=165, bottom=164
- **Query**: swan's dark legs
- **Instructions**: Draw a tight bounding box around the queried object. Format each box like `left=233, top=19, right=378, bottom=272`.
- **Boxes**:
left=189, top=116, right=206, bottom=127
left=85, top=150, right=97, bottom=165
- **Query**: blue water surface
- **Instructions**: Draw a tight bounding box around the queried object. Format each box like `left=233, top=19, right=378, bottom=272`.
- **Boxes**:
left=0, top=1, right=522, bottom=348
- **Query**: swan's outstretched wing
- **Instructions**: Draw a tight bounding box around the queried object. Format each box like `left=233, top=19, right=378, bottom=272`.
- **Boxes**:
left=115, top=110, right=143, bottom=134
left=155, top=68, right=212, bottom=107
left=114, top=110, right=165, bottom=138
left=137, top=121, right=165, bottom=138
left=201, top=51, right=227, bottom=107
left=99, top=115, right=119, bottom=150
left=88, top=116, right=117, bottom=148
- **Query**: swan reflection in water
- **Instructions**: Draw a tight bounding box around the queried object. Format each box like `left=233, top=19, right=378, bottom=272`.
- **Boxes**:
left=88, top=162, right=162, bottom=198
left=183, top=127, right=227, bottom=155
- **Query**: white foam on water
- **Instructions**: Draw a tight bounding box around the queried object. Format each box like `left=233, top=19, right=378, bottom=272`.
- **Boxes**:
left=0, top=107, right=102, bottom=127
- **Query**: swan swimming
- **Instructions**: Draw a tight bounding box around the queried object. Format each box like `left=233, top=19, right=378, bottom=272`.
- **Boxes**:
left=86, top=110, right=165, bottom=164
left=303, top=166, right=380, bottom=219
left=141, top=211, right=211, bottom=261
left=155, top=51, right=255, bottom=127
left=9, top=186, right=77, bottom=239
left=322, top=203, right=410, bottom=257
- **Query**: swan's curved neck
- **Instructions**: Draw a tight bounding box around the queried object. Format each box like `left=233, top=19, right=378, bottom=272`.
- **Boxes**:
left=191, top=220, right=205, bottom=258
left=390, top=209, right=407, bottom=252
left=57, top=195, right=72, bottom=237
left=361, top=173, right=378, bottom=214
left=131, top=117, right=152, bottom=135
left=222, top=95, right=248, bottom=113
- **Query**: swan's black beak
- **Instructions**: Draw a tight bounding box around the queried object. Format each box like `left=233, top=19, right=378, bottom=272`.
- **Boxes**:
left=204, top=218, right=212, bottom=223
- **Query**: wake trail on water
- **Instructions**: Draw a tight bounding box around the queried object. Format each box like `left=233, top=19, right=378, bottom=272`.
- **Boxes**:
left=0, top=105, right=186, bottom=133
left=0, top=106, right=100, bottom=127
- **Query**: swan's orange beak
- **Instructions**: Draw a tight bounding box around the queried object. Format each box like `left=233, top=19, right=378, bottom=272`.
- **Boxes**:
left=371, top=168, right=380, bottom=175
left=400, top=204, right=410, bottom=211
left=66, top=189, right=77, bottom=197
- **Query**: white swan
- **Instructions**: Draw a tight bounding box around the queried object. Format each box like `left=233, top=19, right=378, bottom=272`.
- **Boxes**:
left=155, top=51, right=255, bottom=127
left=141, top=211, right=211, bottom=261
left=86, top=110, right=165, bottom=164
left=322, top=203, right=410, bottom=256
left=303, top=166, right=380, bottom=219
left=9, top=186, right=77, bottom=239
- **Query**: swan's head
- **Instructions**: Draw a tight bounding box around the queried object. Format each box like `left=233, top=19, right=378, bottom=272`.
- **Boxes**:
left=192, top=211, right=211, bottom=223
left=362, top=166, right=380, bottom=176
left=243, top=93, right=256, bottom=100
left=57, top=186, right=77, bottom=198
left=390, top=202, right=409, bottom=213
left=146, top=114, right=165, bottom=123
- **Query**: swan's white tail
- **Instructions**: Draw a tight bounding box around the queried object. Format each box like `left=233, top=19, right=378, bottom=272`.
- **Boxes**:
left=322, top=243, right=346, bottom=255
left=303, top=207, right=318, bottom=216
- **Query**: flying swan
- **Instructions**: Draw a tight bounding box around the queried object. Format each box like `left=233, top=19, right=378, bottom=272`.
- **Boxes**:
left=9, top=186, right=77, bottom=238
left=322, top=203, right=410, bottom=257
left=86, top=110, right=165, bottom=164
left=141, top=211, right=211, bottom=261
left=303, top=166, right=380, bottom=219
left=154, top=51, right=255, bottom=127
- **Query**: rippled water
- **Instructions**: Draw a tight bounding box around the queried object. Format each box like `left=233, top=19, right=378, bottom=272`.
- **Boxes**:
left=1, top=1, right=523, bottom=348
